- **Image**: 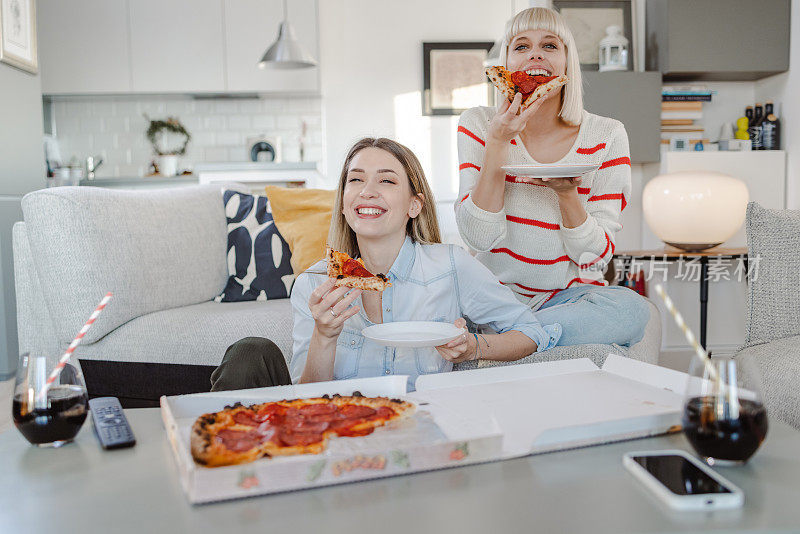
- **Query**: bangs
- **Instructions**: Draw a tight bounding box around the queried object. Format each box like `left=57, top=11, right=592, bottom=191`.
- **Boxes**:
left=504, top=8, right=572, bottom=47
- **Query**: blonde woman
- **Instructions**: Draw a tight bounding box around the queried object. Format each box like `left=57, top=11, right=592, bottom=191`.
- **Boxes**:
left=211, top=137, right=560, bottom=391
left=455, top=7, right=649, bottom=348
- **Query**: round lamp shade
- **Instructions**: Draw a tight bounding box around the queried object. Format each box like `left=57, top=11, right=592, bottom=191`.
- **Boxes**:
left=642, top=171, right=749, bottom=252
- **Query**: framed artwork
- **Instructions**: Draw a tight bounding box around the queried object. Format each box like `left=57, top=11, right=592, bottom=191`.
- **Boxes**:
left=0, top=0, right=38, bottom=73
left=422, top=42, right=495, bottom=116
left=553, top=1, right=633, bottom=71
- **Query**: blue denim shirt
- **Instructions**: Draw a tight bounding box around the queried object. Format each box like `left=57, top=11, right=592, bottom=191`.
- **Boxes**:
left=289, top=237, right=561, bottom=387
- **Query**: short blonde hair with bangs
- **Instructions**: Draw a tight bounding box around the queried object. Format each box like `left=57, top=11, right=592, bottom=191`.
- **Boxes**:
left=499, top=7, right=583, bottom=126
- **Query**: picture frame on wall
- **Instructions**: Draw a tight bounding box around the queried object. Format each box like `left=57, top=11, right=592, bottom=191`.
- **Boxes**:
left=552, top=0, right=633, bottom=71
left=0, top=0, right=38, bottom=74
left=423, top=42, right=495, bottom=116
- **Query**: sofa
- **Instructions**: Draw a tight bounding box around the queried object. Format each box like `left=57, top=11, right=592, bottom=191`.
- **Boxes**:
left=14, top=185, right=661, bottom=407
left=734, top=202, right=800, bottom=429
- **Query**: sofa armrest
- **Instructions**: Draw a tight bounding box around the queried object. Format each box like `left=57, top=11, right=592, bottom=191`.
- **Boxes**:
left=13, top=222, right=60, bottom=364
left=744, top=202, right=800, bottom=346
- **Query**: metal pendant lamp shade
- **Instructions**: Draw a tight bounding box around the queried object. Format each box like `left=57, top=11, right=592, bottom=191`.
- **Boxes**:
left=258, top=0, right=317, bottom=70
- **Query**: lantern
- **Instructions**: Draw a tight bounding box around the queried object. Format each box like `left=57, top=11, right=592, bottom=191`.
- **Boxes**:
left=598, top=25, right=629, bottom=72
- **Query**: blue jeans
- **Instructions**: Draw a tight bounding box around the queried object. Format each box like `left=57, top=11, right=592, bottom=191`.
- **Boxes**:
left=534, top=285, right=650, bottom=347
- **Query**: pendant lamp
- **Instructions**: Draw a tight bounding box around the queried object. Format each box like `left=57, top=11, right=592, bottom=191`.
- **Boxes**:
left=258, top=0, right=317, bottom=70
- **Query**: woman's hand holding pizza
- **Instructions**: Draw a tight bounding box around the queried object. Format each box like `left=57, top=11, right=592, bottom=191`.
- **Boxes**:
left=487, top=93, right=547, bottom=144
left=489, top=94, right=536, bottom=142
left=309, top=278, right=361, bottom=339
left=435, top=318, right=478, bottom=364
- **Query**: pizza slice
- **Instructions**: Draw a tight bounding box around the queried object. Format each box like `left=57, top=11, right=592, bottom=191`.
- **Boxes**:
left=191, top=394, right=416, bottom=467
left=326, top=246, right=391, bottom=291
left=485, top=66, right=568, bottom=111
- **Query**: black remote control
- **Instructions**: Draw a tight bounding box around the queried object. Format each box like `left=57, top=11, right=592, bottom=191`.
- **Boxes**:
left=89, top=397, right=136, bottom=449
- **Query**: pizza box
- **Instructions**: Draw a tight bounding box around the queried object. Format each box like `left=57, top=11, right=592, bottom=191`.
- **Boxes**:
left=410, top=354, right=689, bottom=459
left=160, top=375, right=503, bottom=504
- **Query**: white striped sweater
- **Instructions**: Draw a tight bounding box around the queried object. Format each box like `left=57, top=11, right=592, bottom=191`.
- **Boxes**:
left=454, top=107, right=631, bottom=310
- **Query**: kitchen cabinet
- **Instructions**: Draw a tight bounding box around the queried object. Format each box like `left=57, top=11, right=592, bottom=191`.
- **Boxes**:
left=582, top=71, right=661, bottom=163
left=128, top=0, right=226, bottom=93
left=223, top=0, right=320, bottom=94
left=38, top=0, right=320, bottom=95
left=38, top=0, right=132, bottom=94
left=646, top=0, right=790, bottom=81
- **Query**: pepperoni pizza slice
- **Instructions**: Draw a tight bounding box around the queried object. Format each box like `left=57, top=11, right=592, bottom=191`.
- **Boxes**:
left=485, top=66, right=568, bottom=111
left=191, top=393, right=415, bottom=467
left=326, top=246, right=391, bottom=291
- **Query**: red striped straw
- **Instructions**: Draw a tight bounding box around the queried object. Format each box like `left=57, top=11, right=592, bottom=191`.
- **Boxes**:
left=38, top=292, right=113, bottom=401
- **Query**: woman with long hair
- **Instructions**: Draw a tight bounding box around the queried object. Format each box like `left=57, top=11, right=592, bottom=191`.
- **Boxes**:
left=211, top=137, right=560, bottom=391
left=455, top=7, right=649, bottom=349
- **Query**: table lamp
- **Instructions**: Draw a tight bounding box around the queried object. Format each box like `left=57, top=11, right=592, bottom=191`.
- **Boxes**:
left=642, top=171, right=749, bottom=252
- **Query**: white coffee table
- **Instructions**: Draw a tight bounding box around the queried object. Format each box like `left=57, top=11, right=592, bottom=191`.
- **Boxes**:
left=1, top=408, right=799, bottom=533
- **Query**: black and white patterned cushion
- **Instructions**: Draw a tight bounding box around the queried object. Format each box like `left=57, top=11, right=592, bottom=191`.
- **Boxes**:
left=215, top=190, right=294, bottom=302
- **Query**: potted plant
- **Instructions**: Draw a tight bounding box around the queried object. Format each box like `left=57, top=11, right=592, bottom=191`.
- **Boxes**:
left=145, top=116, right=191, bottom=177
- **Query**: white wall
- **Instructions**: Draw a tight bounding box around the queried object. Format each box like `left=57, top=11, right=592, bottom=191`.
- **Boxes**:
left=0, top=62, right=45, bottom=377
left=318, top=0, right=518, bottom=190
left=755, top=0, right=799, bottom=208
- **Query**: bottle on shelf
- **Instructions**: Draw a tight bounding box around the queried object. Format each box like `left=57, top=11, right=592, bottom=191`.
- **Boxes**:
left=745, top=106, right=754, bottom=125
left=762, top=101, right=781, bottom=150
left=749, top=103, right=765, bottom=150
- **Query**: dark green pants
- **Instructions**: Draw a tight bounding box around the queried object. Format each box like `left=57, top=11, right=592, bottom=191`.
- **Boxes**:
left=210, top=337, right=292, bottom=391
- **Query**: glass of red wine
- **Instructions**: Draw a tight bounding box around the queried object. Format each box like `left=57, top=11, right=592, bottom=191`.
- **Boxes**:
left=682, top=354, right=768, bottom=466
left=12, top=353, right=89, bottom=447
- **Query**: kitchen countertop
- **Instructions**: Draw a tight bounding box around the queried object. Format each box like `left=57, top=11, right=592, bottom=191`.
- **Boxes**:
left=79, top=162, right=320, bottom=187
left=80, top=175, right=198, bottom=186
left=194, top=162, right=318, bottom=172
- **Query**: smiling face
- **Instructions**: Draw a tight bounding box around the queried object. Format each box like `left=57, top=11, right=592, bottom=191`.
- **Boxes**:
left=506, top=28, right=567, bottom=78
left=342, top=147, right=423, bottom=242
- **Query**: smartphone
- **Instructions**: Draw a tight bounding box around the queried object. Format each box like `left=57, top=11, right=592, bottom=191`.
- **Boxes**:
left=623, top=450, right=744, bottom=510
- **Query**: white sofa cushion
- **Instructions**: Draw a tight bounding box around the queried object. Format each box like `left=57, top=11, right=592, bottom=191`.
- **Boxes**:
left=21, top=185, right=229, bottom=345
left=76, top=298, right=294, bottom=366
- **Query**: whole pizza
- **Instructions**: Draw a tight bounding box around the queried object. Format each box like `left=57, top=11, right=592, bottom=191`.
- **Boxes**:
left=191, top=393, right=415, bottom=467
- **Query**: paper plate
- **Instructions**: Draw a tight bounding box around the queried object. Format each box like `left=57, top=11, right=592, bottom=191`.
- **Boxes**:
left=362, top=321, right=466, bottom=348
left=501, top=163, right=600, bottom=178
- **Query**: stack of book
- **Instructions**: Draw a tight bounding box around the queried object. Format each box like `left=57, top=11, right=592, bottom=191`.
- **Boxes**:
left=661, top=86, right=713, bottom=147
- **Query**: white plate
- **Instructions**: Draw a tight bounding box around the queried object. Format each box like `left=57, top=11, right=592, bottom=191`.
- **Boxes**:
left=501, top=163, right=600, bottom=178
left=362, top=321, right=466, bottom=348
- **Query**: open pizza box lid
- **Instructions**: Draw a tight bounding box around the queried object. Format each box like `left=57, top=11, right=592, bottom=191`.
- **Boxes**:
left=160, top=375, right=504, bottom=504
left=410, top=354, right=689, bottom=460
left=161, top=355, right=690, bottom=504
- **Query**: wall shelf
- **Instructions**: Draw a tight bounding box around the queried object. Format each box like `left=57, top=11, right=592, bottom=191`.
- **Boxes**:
left=645, top=0, right=790, bottom=82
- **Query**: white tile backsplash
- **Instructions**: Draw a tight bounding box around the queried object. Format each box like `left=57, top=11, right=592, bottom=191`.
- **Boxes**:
left=215, top=131, right=241, bottom=146
left=226, top=115, right=251, bottom=130
left=252, top=115, right=276, bottom=130
left=52, top=95, right=323, bottom=177
left=202, top=115, right=227, bottom=130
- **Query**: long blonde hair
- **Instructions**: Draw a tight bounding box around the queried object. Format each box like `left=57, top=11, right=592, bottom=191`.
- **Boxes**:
left=328, top=138, right=441, bottom=257
left=499, top=7, right=583, bottom=125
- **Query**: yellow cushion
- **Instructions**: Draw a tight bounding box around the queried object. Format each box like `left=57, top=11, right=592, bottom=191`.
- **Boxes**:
left=264, top=185, right=336, bottom=274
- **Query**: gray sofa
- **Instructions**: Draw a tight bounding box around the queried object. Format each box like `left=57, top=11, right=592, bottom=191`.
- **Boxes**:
left=14, top=185, right=661, bottom=406
left=734, top=202, right=800, bottom=429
